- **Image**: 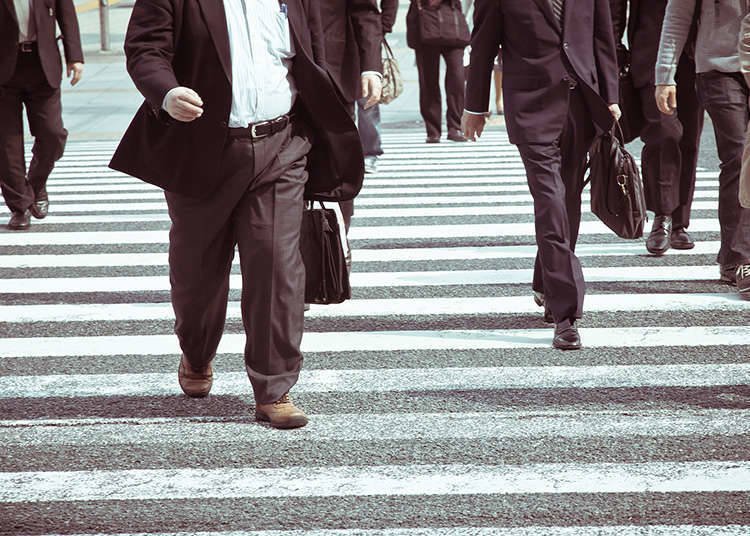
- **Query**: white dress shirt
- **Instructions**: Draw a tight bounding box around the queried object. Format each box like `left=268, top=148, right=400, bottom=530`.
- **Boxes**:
left=223, top=0, right=297, bottom=127
left=13, top=0, right=36, bottom=43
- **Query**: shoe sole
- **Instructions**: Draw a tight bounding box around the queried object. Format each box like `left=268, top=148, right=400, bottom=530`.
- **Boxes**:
left=7, top=224, right=30, bottom=230
left=670, top=241, right=694, bottom=250
left=646, top=245, right=669, bottom=256
left=255, top=411, right=308, bottom=429
left=553, top=341, right=582, bottom=350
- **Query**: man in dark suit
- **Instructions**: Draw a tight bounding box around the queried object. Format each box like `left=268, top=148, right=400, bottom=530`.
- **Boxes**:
left=611, top=0, right=703, bottom=256
left=462, top=0, right=620, bottom=350
left=0, top=0, right=83, bottom=230
left=319, top=0, right=382, bottom=231
left=110, top=0, right=364, bottom=429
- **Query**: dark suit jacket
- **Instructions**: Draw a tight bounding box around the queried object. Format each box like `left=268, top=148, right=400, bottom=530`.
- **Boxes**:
left=610, top=0, right=667, bottom=88
left=320, top=0, right=382, bottom=104
left=466, top=0, right=619, bottom=145
left=0, top=0, right=83, bottom=87
left=109, top=0, right=364, bottom=201
left=381, top=0, right=398, bottom=34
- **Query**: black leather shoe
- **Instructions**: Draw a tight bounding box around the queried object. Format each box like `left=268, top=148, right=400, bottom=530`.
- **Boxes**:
left=645, top=215, right=672, bottom=255
left=8, top=210, right=31, bottom=230
left=447, top=129, right=467, bottom=142
left=29, top=187, right=49, bottom=219
left=553, top=321, right=582, bottom=350
left=425, top=135, right=440, bottom=143
left=670, top=226, right=694, bottom=250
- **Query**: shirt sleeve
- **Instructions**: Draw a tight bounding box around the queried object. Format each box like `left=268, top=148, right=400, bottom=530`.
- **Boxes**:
left=655, top=0, right=697, bottom=85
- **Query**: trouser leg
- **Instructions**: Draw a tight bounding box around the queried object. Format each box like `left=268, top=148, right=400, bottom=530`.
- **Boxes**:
left=415, top=46, right=442, bottom=139
left=696, top=71, right=750, bottom=267
left=442, top=46, right=465, bottom=133
left=235, top=126, right=310, bottom=404
left=526, top=88, right=593, bottom=323
left=0, top=67, right=34, bottom=213
left=672, top=54, right=703, bottom=229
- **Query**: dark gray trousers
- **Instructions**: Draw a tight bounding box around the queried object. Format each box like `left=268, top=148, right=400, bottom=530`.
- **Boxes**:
left=165, top=123, right=310, bottom=404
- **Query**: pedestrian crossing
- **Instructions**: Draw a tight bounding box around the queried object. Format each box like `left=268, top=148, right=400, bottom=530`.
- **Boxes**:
left=0, top=129, right=749, bottom=534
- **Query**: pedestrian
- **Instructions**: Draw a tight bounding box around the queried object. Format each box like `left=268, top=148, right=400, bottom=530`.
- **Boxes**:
left=0, top=0, right=83, bottom=230
left=740, top=12, right=750, bottom=209
left=656, top=0, right=750, bottom=296
left=462, top=0, right=620, bottom=350
left=407, top=0, right=469, bottom=143
left=319, top=0, right=383, bottom=233
left=109, top=0, right=364, bottom=429
left=357, top=0, right=399, bottom=175
left=610, top=0, right=704, bottom=257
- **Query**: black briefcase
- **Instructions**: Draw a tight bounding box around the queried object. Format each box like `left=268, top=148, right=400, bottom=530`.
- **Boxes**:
left=299, top=201, right=351, bottom=304
left=585, top=123, right=647, bottom=240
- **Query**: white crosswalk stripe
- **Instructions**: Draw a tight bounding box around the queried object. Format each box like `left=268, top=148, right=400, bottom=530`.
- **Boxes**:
left=0, top=130, right=748, bottom=534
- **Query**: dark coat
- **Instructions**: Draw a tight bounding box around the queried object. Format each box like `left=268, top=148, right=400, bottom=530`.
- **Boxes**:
left=381, top=0, right=399, bottom=34
left=319, top=0, right=382, bottom=104
left=610, top=0, right=667, bottom=88
left=465, top=0, right=619, bottom=145
left=109, top=0, right=364, bottom=201
left=0, top=0, right=83, bottom=87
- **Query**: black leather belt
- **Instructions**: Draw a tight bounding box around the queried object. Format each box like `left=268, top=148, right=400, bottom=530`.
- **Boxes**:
left=19, top=42, right=36, bottom=53
left=228, top=113, right=293, bottom=140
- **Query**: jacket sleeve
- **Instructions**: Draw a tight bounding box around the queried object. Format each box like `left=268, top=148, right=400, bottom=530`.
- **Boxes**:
left=465, top=0, right=501, bottom=113
left=740, top=13, right=750, bottom=85
left=123, top=0, right=181, bottom=115
left=350, top=0, right=383, bottom=73
left=380, top=0, right=399, bottom=34
left=594, top=0, right=619, bottom=104
left=56, top=0, right=84, bottom=63
left=655, top=0, right=696, bottom=85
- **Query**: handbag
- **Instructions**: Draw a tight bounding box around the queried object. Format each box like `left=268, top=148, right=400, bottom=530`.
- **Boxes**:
left=616, top=44, right=644, bottom=144
left=380, top=38, right=404, bottom=104
left=585, top=122, right=648, bottom=240
left=417, top=0, right=471, bottom=48
left=299, top=201, right=351, bottom=304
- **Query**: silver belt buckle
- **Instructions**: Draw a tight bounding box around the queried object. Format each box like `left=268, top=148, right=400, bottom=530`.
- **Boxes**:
left=250, top=122, right=261, bottom=138
left=20, top=42, right=33, bottom=53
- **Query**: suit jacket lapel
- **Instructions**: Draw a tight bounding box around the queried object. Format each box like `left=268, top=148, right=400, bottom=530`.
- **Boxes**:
left=4, top=0, right=19, bottom=29
left=285, top=0, right=312, bottom=62
left=532, top=0, right=562, bottom=35
left=196, top=0, right=232, bottom=83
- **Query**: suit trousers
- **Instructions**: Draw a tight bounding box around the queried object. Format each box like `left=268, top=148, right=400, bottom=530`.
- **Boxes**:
left=0, top=48, right=67, bottom=213
left=414, top=45, right=465, bottom=139
left=639, top=53, right=703, bottom=229
left=518, top=86, right=595, bottom=324
left=164, top=122, right=311, bottom=404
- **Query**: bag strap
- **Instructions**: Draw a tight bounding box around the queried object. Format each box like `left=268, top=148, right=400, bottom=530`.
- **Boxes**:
left=383, top=38, right=396, bottom=60
left=581, top=119, right=626, bottom=190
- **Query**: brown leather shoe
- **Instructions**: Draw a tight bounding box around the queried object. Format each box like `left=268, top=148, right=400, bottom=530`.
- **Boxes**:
left=255, top=393, right=308, bottom=429
left=178, top=354, right=213, bottom=397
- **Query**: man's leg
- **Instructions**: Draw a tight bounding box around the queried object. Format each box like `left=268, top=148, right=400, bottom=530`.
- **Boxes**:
left=234, top=124, right=309, bottom=406
left=695, top=71, right=750, bottom=281
left=0, top=77, right=35, bottom=223
left=639, top=82, right=683, bottom=255
left=672, top=53, right=703, bottom=235
left=414, top=46, right=443, bottom=141
left=442, top=46, right=465, bottom=139
left=25, top=75, right=67, bottom=219
left=164, top=142, right=248, bottom=375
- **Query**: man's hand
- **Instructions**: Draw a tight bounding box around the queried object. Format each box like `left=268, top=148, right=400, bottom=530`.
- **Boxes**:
left=163, top=87, right=204, bottom=122
left=66, top=62, right=83, bottom=86
left=608, top=103, right=621, bottom=121
left=461, top=110, right=488, bottom=141
left=361, top=73, right=382, bottom=109
left=655, top=84, right=677, bottom=115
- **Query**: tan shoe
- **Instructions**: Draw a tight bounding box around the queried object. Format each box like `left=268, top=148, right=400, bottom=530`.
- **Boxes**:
left=255, top=393, right=308, bottom=429
left=178, top=354, right=213, bottom=397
